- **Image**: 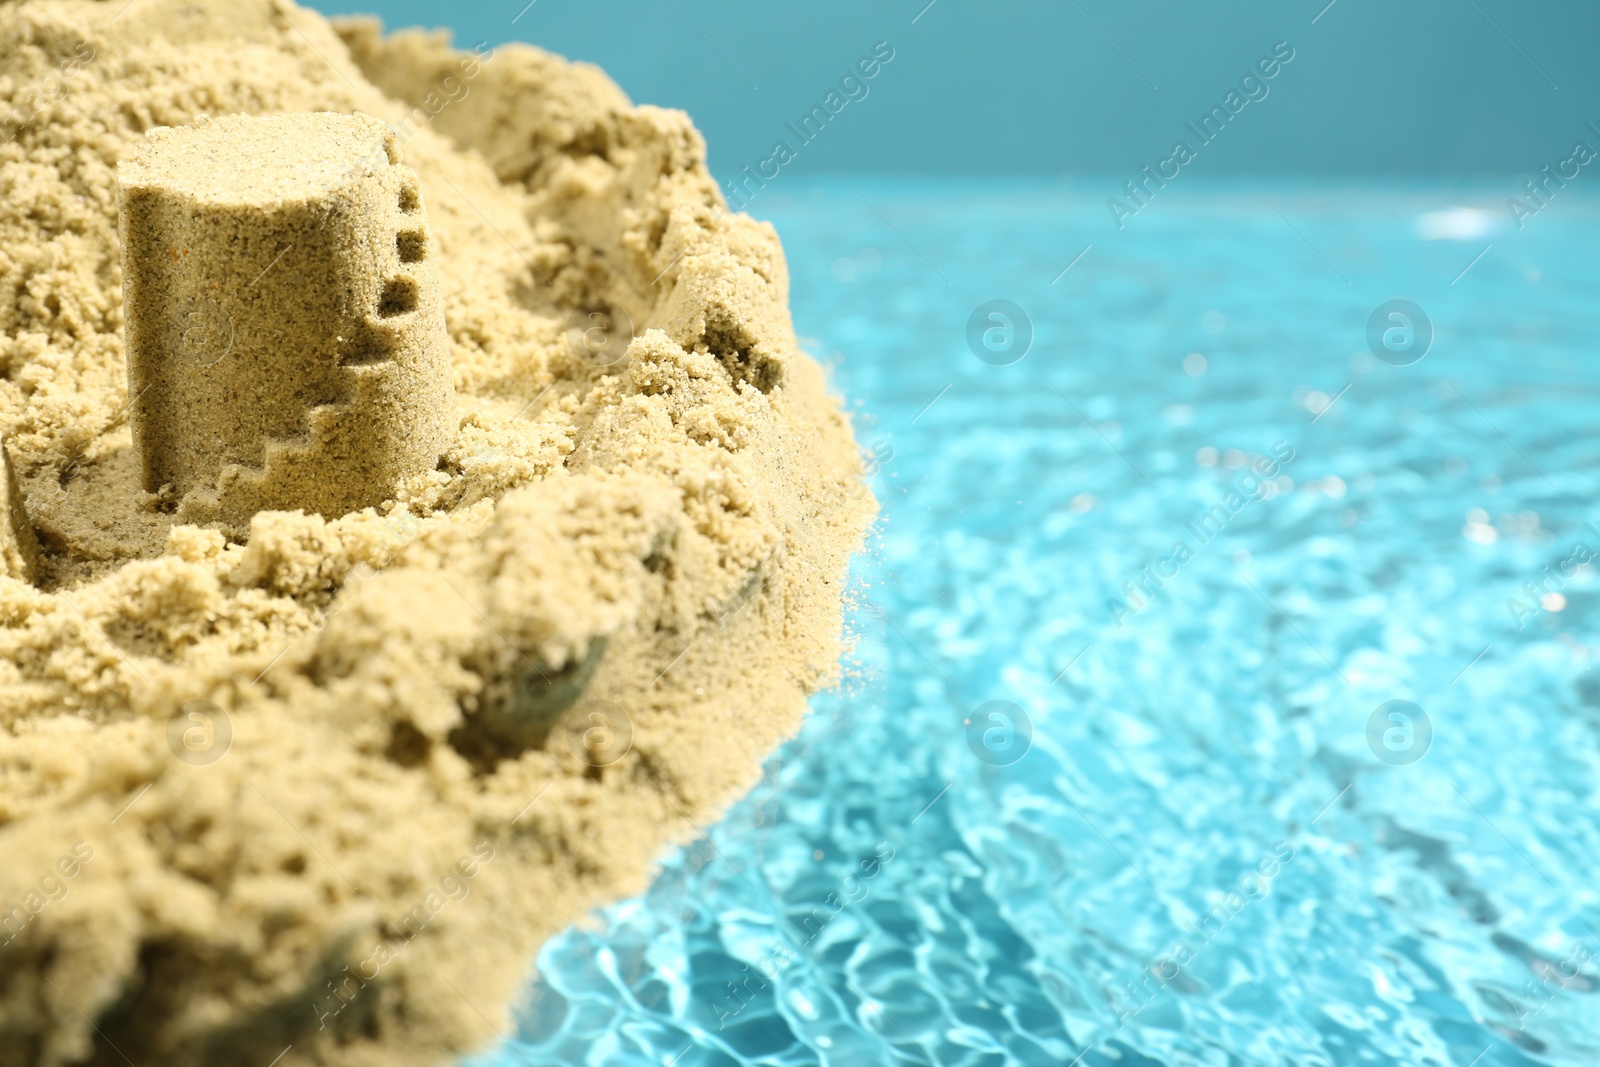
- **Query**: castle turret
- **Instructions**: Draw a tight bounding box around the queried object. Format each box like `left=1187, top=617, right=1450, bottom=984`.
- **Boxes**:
left=118, top=112, right=455, bottom=524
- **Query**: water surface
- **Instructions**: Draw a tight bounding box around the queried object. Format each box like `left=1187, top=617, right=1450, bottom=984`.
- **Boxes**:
left=476, top=179, right=1600, bottom=1067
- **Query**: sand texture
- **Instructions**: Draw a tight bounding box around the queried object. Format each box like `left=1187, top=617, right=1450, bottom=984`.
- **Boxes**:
left=120, top=112, right=458, bottom=526
left=0, top=3, right=873, bottom=1065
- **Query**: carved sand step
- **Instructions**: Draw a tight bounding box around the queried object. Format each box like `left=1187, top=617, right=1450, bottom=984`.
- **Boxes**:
left=118, top=112, right=455, bottom=525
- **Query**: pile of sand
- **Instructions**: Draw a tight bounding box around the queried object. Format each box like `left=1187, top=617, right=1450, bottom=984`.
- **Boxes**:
left=0, top=2, right=872, bottom=1064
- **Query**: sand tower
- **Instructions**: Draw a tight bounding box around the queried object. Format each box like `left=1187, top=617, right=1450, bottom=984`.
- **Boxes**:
left=118, top=112, right=455, bottom=524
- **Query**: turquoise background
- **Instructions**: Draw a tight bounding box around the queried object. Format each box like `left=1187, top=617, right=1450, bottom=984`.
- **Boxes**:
left=303, top=0, right=1600, bottom=181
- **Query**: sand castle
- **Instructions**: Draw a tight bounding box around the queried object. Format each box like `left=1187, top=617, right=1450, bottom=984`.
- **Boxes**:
left=118, top=112, right=455, bottom=524
left=0, top=5, right=873, bottom=1065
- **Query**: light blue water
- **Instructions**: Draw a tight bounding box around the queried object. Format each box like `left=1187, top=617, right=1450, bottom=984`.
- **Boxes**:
left=473, top=180, right=1600, bottom=1066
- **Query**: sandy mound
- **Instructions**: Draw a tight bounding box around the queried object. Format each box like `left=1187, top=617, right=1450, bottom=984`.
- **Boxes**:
left=0, top=2, right=872, bottom=1064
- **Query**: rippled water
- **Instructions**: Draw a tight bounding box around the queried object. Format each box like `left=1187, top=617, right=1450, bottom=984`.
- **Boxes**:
left=472, top=180, right=1600, bottom=1066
